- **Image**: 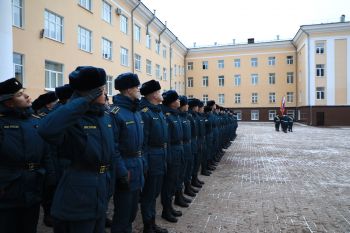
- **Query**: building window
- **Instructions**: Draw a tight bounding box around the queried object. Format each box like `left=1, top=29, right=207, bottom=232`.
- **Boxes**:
left=174, top=65, right=177, bottom=76
left=316, top=42, right=325, bottom=54
left=218, top=60, right=224, bottom=69
left=269, top=92, right=276, bottom=103
left=234, top=58, right=240, bottom=68
left=163, top=68, right=167, bottom=80
left=155, top=64, right=160, bottom=79
left=287, top=92, right=294, bottom=103
left=187, top=62, right=193, bottom=70
left=44, top=10, right=64, bottom=42
left=218, top=75, right=224, bottom=87
left=202, top=61, right=208, bottom=70
left=287, top=72, right=294, bottom=84
left=146, top=35, right=151, bottom=49
left=102, top=1, right=111, bottom=23
left=235, top=111, right=242, bottom=120
left=251, top=74, right=258, bottom=85
left=202, top=94, right=208, bottom=105
left=120, top=15, right=128, bottom=34
left=187, top=77, right=193, bottom=87
left=12, top=0, right=23, bottom=27
left=106, top=75, right=113, bottom=96
left=13, top=53, right=24, bottom=84
left=251, top=58, right=258, bottom=67
left=162, top=45, right=167, bottom=59
left=316, top=87, right=325, bottom=100
left=287, top=56, right=293, bottom=65
left=316, top=64, right=325, bottom=77
left=146, top=59, right=152, bottom=75
left=235, top=93, right=241, bottom=104
left=79, top=0, right=92, bottom=11
left=135, top=54, right=141, bottom=71
left=102, top=38, right=112, bottom=60
left=120, top=47, right=128, bottom=66
left=155, top=42, right=160, bottom=54
left=45, top=61, right=63, bottom=90
left=218, top=94, right=225, bottom=104
left=251, top=110, right=259, bottom=120
left=251, top=93, right=258, bottom=104
left=269, top=73, right=275, bottom=84
left=234, top=74, right=241, bottom=86
left=268, top=56, right=276, bottom=66
left=268, top=110, right=276, bottom=120
left=134, top=24, right=141, bottom=42
left=202, top=76, right=208, bottom=87
left=78, top=26, right=92, bottom=52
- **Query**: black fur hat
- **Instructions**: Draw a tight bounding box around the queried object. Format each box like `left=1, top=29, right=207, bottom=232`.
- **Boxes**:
left=55, top=84, right=73, bottom=101
left=114, top=72, right=140, bottom=91
left=0, top=78, right=23, bottom=102
left=32, top=91, right=58, bottom=111
left=140, top=80, right=161, bottom=96
left=69, top=66, right=106, bottom=91
left=162, top=90, right=179, bottom=105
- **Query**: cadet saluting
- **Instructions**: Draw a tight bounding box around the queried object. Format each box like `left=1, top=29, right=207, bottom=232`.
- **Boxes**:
left=0, top=78, right=55, bottom=233
left=110, top=73, right=145, bottom=233
left=38, top=66, right=123, bottom=233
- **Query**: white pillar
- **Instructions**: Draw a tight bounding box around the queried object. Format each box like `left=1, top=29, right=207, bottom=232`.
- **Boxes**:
left=0, top=0, right=13, bottom=82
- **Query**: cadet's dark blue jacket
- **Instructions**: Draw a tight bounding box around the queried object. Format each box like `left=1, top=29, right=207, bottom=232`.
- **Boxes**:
left=139, top=98, right=167, bottom=176
left=188, top=111, right=199, bottom=154
left=111, top=94, right=145, bottom=191
left=38, top=96, right=123, bottom=220
left=0, top=104, right=55, bottom=209
left=179, top=111, right=192, bottom=160
left=162, top=105, right=184, bottom=165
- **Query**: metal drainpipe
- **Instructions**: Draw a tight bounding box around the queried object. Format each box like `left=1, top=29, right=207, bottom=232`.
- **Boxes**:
left=301, top=28, right=312, bottom=125
left=184, top=49, right=189, bottom=95
left=146, top=10, right=156, bottom=36
left=169, top=37, right=178, bottom=90
left=291, top=41, right=298, bottom=121
left=158, top=23, right=167, bottom=44
left=131, top=0, right=141, bottom=73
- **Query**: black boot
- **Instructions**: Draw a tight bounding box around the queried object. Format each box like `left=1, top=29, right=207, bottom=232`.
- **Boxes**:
left=201, top=170, right=211, bottom=176
left=174, top=191, right=189, bottom=207
left=170, top=204, right=182, bottom=217
left=196, top=176, right=204, bottom=185
left=207, top=165, right=216, bottom=171
left=191, top=177, right=203, bottom=188
left=143, top=220, right=155, bottom=233
left=180, top=191, right=192, bottom=203
left=105, top=216, right=112, bottom=228
left=161, top=208, right=178, bottom=223
left=43, top=214, right=54, bottom=227
left=184, top=183, right=196, bottom=197
left=152, top=218, right=168, bottom=233
left=189, top=185, right=199, bottom=193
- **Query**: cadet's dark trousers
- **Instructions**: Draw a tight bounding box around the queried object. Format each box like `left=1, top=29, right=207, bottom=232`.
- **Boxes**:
left=161, top=162, right=180, bottom=210
left=0, top=204, right=40, bottom=233
left=112, top=189, right=140, bottom=233
left=192, top=138, right=203, bottom=176
left=177, top=142, right=191, bottom=190
left=184, top=144, right=194, bottom=183
left=140, top=174, right=164, bottom=223
left=53, top=216, right=105, bottom=233
left=275, top=123, right=280, bottom=131
left=201, top=141, right=208, bottom=170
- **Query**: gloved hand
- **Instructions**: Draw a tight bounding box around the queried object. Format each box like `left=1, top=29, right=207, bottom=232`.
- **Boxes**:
left=84, top=87, right=103, bottom=103
left=116, top=171, right=130, bottom=192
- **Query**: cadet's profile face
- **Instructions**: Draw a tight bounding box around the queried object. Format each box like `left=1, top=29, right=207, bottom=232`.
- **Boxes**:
left=153, top=90, right=163, bottom=103
left=128, top=86, right=140, bottom=100
left=199, top=107, right=204, bottom=113
left=5, top=89, right=32, bottom=109
left=180, top=104, right=189, bottom=112
left=170, top=99, right=180, bottom=109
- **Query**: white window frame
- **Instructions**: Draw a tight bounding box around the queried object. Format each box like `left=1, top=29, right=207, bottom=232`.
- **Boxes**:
left=218, top=75, right=224, bottom=87
left=202, top=94, right=208, bottom=105
left=251, top=74, right=258, bottom=85
left=174, top=65, right=177, bottom=76
left=269, top=92, right=276, bottom=103
left=106, top=75, right=113, bottom=96
left=316, top=42, right=325, bottom=54
left=316, top=87, right=325, bottom=100
left=13, top=52, right=24, bottom=85
left=78, top=26, right=92, bottom=52
left=202, top=76, right=208, bottom=87
left=134, top=24, right=141, bottom=42
left=45, top=10, right=64, bottom=42
left=235, top=111, right=242, bottom=120
left=155, top=64, right=160, bottom=79
left=187, top=62, right=193, bottom=70
left=287, top=72, right=294, bottom=84
left=218, top=60, right=224, bottom=69
left=187, top=77, right=193, bottom=87
left=268, top=56, right=276, bottom=66
left=120, top=47, right=128, bottom=66
left=268, top=110, right=276, bottom=120
left=79, top=0, right=92, bottom=11
left=135, top=54, right=141, bottom=71
left=218, top=94, right=225, bottom=105
left=235, top=93, right=241, bottom=104
left=234, top=74, right=241, bottom=86
left=287, top=92, right=294, bottom=103
left=102, top=37, right=112, bottom=60
left=251, top=58, right=258, bottom=67
left=163, top=67, right=167, bottom=80
left=234, top=58, right=240, bottom=68
left=162, top=45, right=167, bottom=59
left=146, top=35, right=151, bottom=49
left=120, top=15, right=128, bottom=34
left=202, top=61, right=208, bottom=70
left=146, top=59, right=152, bottom=75
left=102, top=0, right=111, bottom=24
left=316, top=64, right=325, bottom=77
left=287, top=56, right=293, bottom=65
left=269, top=73, right=275, bottom=84
left=251, top=93, right=258, bottom=104
left=45, top=60, right=63, bottom=90
left=251, top=110, right=259, bottom=120
left=155, top=42, right=160, bottom=54
left=12, top=0, right=23, bottom=28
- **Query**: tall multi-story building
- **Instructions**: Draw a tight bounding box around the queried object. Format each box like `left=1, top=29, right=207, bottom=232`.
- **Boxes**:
left=3, top=0, right=350, bottom=125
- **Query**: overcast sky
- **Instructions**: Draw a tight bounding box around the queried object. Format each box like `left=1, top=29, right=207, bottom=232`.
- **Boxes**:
left=141, top=0, right=350, bottom=47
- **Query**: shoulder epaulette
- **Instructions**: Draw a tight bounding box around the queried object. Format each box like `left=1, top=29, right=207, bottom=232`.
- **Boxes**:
left=31, top=114, right=41, bottom=119
left=110, top=106, right=120, bottom=115
left=166, top=112, right=171, bottom=116
left=141, top=107, right=149, bottom=113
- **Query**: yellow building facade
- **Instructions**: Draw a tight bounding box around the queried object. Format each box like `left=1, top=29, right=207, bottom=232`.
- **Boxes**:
left=9, top=0, right=350, bottom=125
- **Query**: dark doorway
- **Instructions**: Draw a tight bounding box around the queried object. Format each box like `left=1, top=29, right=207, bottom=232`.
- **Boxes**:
left=316, top=112, right=325, bottom=126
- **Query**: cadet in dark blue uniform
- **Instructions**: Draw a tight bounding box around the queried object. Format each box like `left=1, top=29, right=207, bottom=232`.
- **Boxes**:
left=281, top=115, right=289, bottom=133
left=161, top=90, right=184, bottom=223
left=288, top=116, right=294, bottom=132
left=110, top=73, right=145, bottom=233
left=274, top=115, right=281, bottom=131
left=32, top=91, right=58, bottom=117
left=0, top=78, right=55, bottom=233
left=175, top=96, right=192, bottom=207
left=38, top=66, right=122, bottom=233
left=55, top=84, right=73, bottom=106
left=139, top=80, right=168, bottom=233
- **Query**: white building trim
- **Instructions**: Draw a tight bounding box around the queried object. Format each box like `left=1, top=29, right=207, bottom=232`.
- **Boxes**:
left=309, top=39, right=315, bottom=105
left=186, top=50, right=296, bottom=60
left=0, top=0, right=13, bottom=81
left=326, top=39, right=335, bottom=105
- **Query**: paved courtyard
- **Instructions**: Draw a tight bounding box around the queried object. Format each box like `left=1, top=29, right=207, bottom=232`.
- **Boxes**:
left=39, top=122, right=350, bottom=233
